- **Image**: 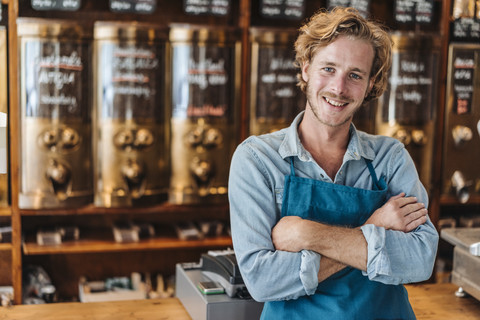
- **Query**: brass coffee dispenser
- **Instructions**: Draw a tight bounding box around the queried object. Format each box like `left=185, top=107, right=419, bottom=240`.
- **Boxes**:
left=17, top=19, right=93, bottom=209
left=168, top=25, right=241, bottom=204
left=376, top=33, right=441, bottom=192
left=442, top=43, right=480, bottom=203
left=249, top=27, right=305, bottom=135
left=93, top=22, right=169, bottom=207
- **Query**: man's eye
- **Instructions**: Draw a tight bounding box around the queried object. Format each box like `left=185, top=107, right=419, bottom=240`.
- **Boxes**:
left=350, top=73, right=361, bottom=80
left=324, top=67, right=334, bottom=72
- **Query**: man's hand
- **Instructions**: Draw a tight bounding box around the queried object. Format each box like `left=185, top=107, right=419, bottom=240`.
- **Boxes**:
left=365, top=193, right=428, bottom=232
left=271, top=216, right=306, bottom=252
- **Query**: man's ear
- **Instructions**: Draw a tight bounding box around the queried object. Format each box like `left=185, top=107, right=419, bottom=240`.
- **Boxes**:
left=366, top=77, right=375, bottom=98
left=301, top=62, right=310, bottom=83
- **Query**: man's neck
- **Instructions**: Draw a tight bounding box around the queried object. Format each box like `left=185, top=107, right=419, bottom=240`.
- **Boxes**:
left=298, top=113, right=351, bottom=180
left=298, top=112, right=351, bottom=154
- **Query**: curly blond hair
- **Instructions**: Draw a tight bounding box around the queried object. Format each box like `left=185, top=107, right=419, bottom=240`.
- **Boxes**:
left=294, top=7, right=392, bottom=102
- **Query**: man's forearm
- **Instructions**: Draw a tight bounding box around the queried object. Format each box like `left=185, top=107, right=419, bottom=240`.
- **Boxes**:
left=302, top=221, right=368, bottom=271
left=272, top=216, right=368, bottom=271
left=318, top=256, right=347, bottom=282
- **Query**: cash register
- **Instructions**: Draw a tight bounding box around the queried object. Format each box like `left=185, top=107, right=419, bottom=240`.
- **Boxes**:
left=175, top=249, right=263, bottom=320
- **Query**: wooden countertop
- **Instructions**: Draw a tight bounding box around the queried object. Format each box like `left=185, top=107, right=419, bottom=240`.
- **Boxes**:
left=1, top=297, right=192, bottom=320
left=1, top=283, right=480, bottom=319
left=407, top=283, right=480, bottom=320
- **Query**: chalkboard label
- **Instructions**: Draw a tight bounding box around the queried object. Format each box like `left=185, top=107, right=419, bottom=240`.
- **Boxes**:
left=32, top=0, right=81, bottom=11
left=382, top=50, right=439, bottom=124
left=452, top=18, right=480, bottom=40
left=327, top=0, right=370, bottom=17
left=255, top=46, right=304, bottom=120
left=183, top=0, right=230, bottom=16
left=395, top=0, right=433, bottom=24
left=172, top=44, right=234, bottom=119
left=451, top=50, right=475, bottom=115
left=260, top=0, right=306, bottom=20
left=109, top=0, right=156, bottom=14
left=24, top=40, right=91, bottom=119
left=100, top=43, right=164, bottom=119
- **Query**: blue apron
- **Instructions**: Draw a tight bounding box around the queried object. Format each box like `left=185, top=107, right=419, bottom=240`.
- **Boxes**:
left=261, top=157, right=416, bottom=320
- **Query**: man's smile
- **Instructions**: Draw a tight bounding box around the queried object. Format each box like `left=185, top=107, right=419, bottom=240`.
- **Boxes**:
left=324, top=96, right=348, bottom=107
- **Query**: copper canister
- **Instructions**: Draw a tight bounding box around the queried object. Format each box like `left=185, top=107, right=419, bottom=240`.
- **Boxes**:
left=168, top=25, right=241, bottom=204
left=249, top=27, right=305, bottom=135
left=17, top=19, right=93, bottom=209
left=0, top=26, right=8, bottom=207
left=93, top=22, right=169, bottom=207
left=441, top=43, right=480, bottom=203
left=375, top=33, right=441, bottom=193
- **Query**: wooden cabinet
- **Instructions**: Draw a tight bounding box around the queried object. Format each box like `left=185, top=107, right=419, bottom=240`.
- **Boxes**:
left=6, top=0, right=245, bottom=304
left=0, top=0, right=466, bottom=305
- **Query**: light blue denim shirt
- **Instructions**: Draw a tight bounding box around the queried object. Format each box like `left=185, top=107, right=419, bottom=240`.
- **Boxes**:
left=228, top=111, right=439, bottom=302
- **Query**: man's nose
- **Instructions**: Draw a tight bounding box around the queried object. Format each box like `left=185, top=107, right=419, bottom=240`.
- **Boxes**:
left=329, top=74, right=347, bottom=95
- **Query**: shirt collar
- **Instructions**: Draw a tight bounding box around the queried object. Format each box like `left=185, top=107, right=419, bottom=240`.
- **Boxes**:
left=278, top=111, right=376, bottom=162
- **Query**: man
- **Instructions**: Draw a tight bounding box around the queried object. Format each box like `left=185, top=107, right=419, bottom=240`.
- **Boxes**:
left=228, top=7, right=439, bottom=319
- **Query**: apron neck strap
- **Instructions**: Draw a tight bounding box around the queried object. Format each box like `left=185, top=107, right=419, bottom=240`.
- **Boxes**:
left=289, top=157, right=296, bottom=176
left=290, top=157, right=385, bottom=190
left=364, top=158, right=383, bottom=191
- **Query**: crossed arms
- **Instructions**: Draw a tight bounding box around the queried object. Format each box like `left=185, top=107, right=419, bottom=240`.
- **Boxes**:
left=272, top=193, right=429, bottom=282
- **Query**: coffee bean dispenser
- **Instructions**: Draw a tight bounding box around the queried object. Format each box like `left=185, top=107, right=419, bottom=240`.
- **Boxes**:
left=376, top=33, right=441, bottom=192
left=168, top=25, right=241, bottom=204
left=93, top=22, right=169, bottom=207
left=442, top=43, right=480, bottom=203
left=17, top=19, right=93, bottom=209
left=249, top=27, right=305, bottom=135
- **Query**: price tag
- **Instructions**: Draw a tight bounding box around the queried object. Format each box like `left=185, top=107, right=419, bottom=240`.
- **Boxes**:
left=32, top=0, right=81, bottom=11
left=260, top=0, right=306, bottom=20
left=452, top=18, right=480, bottom=41
left=327, top=0, right=370, bottom=17
left=183, top=0, right=230, bottom=16
left=395, top=0, right=433, bottom=24
left=451, top=50, right=475, bottom=115
left=109, top=0, right=156, bottom=14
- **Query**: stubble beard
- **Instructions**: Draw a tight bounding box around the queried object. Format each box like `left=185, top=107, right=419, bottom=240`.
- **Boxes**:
left=305, top=85, right=356, bottom=128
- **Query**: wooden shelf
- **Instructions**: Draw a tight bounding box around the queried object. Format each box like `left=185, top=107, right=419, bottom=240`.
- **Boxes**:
left=0, top=207, right=11, bottom=216
left=19, top=203, right=229, bottom=217
left=23, top=236, right=232, bottom=255
left=440, top=195, right=480, bottom=206
left=0, top=242, right=11, bottom=251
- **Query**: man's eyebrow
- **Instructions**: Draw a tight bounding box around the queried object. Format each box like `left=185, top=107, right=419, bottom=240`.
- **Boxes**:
left=350, top=67, right=369, bottom=75
left=318, top=61, right=369, bottom=75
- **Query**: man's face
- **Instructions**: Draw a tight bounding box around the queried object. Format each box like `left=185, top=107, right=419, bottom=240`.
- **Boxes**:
left=301, top=35, right=375, bottom=128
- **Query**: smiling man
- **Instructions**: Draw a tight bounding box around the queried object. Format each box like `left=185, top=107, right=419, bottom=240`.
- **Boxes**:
left=228, top=7, right=439, bottom=320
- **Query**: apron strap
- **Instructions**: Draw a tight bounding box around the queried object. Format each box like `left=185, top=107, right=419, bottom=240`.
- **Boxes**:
left=364, top=158, right=383, bottom=191
left=290, top=157, right=385, bottom=190
left=289, top=157, right=296, bottom=176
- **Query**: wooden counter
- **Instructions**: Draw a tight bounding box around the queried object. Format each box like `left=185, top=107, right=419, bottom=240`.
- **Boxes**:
left=0, top=297, right=192, bottom=320
left=407, top=283, right=480, bottom=320
left=1, top=283, right=480, bottom=319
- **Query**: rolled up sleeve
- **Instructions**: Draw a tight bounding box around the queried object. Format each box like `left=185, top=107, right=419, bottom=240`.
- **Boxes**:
left=300, top=250, right=321, bottom=295
left=229, top=141, right=320, bottom=301
left=360, top=218, right=439, bottom=285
